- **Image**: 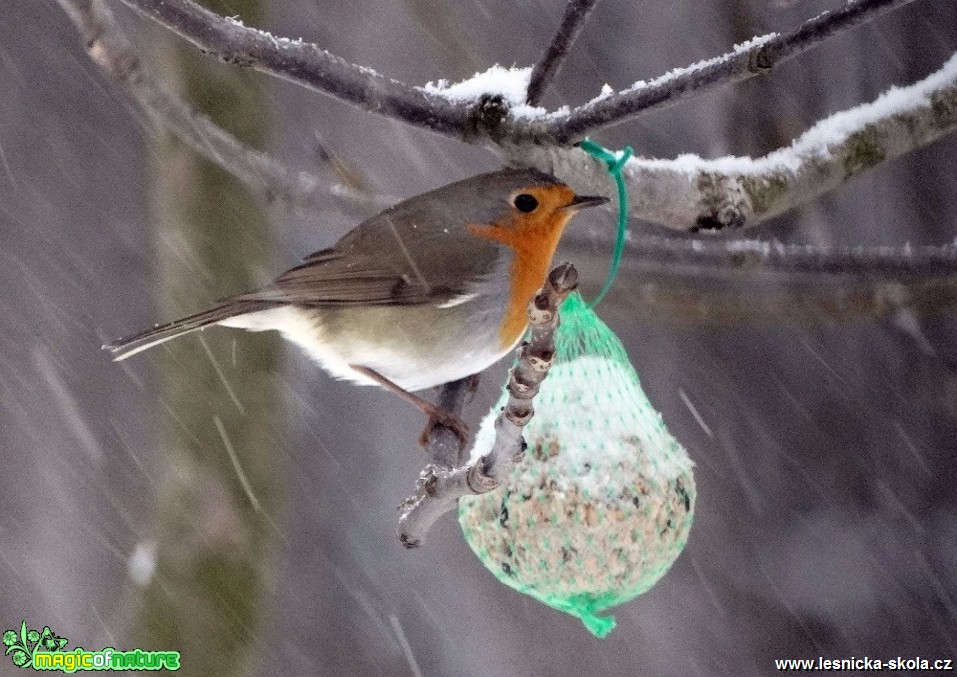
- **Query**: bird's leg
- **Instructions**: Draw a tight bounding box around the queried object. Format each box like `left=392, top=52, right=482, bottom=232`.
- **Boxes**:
left=464, top=373, right=481, bottom=404
left=349, top=365, right=470, bottom=448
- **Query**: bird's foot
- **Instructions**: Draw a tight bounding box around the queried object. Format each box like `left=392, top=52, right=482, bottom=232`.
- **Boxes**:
left=349, top=363, right=471, bottom=450
left=418, top=407, right=470, bottom=449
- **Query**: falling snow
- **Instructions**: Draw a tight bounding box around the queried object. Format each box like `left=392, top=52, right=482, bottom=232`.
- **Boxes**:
left=2, top=0, right=956, bottom=674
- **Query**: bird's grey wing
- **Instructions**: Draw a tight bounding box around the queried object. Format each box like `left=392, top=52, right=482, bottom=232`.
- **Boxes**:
left=237, top=208, right=501, bottom=306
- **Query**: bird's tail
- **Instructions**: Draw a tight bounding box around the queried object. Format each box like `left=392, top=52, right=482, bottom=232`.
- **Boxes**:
left=104, top=300, right=273, bottom=362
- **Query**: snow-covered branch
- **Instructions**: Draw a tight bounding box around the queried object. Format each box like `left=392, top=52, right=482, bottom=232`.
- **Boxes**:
left=57, top=0, right=378, bottom=215
left=398, top=264, right=579, bottom=548
left=516, top=52, right=957, bottom=231
left=119, top=0, right=474, bottom=137
left=116, top=0, right=917, bottom=145
left=67, top=0, right=954, bottom=235
left=541, top=0, right=920, bottom=143
left=59, top=0, right=957, bottom=311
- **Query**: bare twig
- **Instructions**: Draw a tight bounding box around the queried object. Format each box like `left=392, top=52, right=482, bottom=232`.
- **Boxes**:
left=571, top=233, right=957, bottom=280
left=397, top=264, right=579, bottom=548
left=564, top=233, right=957, bottom=320
left=312, top=132, right=373, bottom=195
left=616, top=273, right=957, bottom=322
left=526, top=0, right=602, bottom=106
left=545, top=0, right=920, bottom=142
left=57, top=0, right=382, bottom=215
left=421, top=377, right=474, bottom=470
left=515, top=51, right=957, bottom=230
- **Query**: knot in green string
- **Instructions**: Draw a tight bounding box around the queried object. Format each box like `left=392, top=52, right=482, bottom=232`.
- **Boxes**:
left=577, top=138, right=632, bottom=308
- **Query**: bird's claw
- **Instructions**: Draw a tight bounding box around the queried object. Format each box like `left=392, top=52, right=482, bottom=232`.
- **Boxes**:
left=418, top=409, right=470, bottom=449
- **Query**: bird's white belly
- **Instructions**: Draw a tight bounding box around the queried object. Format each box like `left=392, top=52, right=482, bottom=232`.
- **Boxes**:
left=221, top=302, right=515, bottom=392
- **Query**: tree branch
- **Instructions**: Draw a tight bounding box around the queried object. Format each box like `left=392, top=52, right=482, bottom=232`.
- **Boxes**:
left=64, top=1, right=957, bottom=311
left=57, top=0, right=383, bottom=215
left=397, top=264, right=579, bottom=548
left=515, top=51, right=957, bottom=230
left=111, top=0, right=918, bottom=147
left=119, top=0, right=475, bottom=139
left=545, top=0, right=921, bottom=143
left=526, top=0, right=602, bottom=106
left=423, top=376, right=474, bottom=471
left=564, top=233, right=957, bottom=320
left=581, top=233, right=957, bottom=279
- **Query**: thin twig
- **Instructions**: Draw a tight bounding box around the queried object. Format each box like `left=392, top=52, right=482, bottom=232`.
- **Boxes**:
left=422, top=377, right=474, bottom=470
left=545, top=0, right=920, bottom=142
left=570, top=233, right=957, bottom=280
left=616, top=274, right=957, bottom=322
left=397, top=264, right=579, bottom=548
left=526, top=0, right=602, bottom=106
left=57, top=0, right=383, bottom=215
left=514, top=51, right=957, bottom=230
left=564, top=233, right=957, bottom=320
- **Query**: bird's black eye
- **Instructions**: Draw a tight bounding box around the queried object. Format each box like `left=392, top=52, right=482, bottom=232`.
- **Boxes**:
left=513, top=193, right=539, bottom=213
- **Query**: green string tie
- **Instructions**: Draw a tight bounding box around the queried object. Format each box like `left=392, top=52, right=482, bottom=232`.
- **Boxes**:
left=577, top=138, right=632, bottom=308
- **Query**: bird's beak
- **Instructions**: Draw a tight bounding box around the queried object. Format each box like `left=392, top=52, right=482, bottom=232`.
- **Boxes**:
left=564, top=194, right=610, bottom=210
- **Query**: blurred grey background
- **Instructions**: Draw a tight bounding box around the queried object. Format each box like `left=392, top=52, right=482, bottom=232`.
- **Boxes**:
left=1, top=0, right=956, bottom=674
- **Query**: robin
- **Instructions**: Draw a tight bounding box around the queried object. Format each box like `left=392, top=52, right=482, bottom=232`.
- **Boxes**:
left=106, top=168, right=607, bottom=441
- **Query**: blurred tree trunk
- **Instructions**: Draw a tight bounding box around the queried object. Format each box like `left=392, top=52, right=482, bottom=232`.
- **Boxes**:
left=134, top=1, right=283, bottom=675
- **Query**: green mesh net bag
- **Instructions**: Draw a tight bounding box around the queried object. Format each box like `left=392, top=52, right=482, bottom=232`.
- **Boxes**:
left=458, top=292, right=695, bottom=637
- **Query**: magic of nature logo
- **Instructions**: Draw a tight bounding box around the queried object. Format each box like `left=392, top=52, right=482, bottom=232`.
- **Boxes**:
left=3, top=621, right=180, bottom=672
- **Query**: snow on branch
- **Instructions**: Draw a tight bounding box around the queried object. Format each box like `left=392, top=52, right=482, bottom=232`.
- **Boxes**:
left=120, top=0, right=473, bottom=137
left=542, top=0, right=920, bottom=142
left=78, top=0, right=952, bottom=235
left=57, top=0, right=379, bottom=215
left=60, top=0, right=957, bottom=308
left=517, top=52, right=957, bottom=231
left=117, top=0, right=917, bottom=145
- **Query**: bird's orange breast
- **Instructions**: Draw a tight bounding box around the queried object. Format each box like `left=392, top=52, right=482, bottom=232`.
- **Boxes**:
left=468, top=212, right=574, bottom=349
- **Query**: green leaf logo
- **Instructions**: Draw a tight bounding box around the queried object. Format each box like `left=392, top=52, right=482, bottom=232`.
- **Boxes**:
left=2, top=621, right=69, bottom=669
